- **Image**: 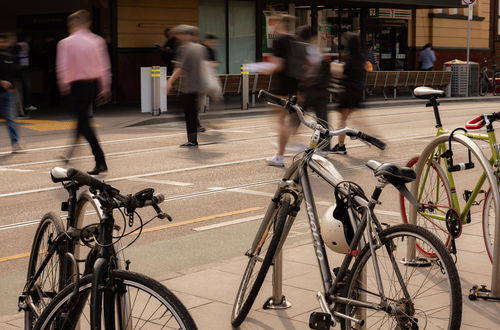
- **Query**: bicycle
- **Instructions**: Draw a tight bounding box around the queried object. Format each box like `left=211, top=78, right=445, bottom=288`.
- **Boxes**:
left=19, top=169, right=116, bottom=329
left=479, top=60, right=500, bottom=96
left=400, top=86, right=499, bottom=262
left=31, top=168, right=197, bottom=329
left=231, top=91, right=462, bottom=329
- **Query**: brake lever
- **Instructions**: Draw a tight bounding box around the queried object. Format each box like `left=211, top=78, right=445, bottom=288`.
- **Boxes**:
left=152, top=203, right=172, bottom=221
left=349, top=135, right=372, bottom=147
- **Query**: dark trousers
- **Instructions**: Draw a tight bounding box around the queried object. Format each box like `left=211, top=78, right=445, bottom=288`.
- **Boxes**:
left=181, top=93, right=198, bottom=143
left=302, top=90, right=330, bottom=149
left=69, top=80, right=106, bottom=165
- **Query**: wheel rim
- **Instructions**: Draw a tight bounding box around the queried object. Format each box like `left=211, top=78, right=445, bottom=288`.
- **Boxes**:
left=39, top=276, right=190, bottom=329
left=344, top=229, right=457, bottom=330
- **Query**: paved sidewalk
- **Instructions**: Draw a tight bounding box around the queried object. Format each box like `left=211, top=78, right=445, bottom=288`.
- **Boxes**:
left=2, top=233, right=499, bottom=330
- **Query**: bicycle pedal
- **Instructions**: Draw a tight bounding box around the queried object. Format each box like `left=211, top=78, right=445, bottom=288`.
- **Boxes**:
left=309, top=312, right=334, bottom=330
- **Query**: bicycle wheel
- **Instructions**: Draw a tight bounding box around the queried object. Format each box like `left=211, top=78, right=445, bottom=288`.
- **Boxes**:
left=24, top=212, right=65, bottom=329
left=34, top=270, right=197, bottom=330
left=401, top=155, right=452, bottom=256
left=482, top=187, right=497, bottom=262
left=479, top=75, right=489, bottom=96
left=231, top=193, right=291, bottom=327
left=341, top=224, right=461, bottom=330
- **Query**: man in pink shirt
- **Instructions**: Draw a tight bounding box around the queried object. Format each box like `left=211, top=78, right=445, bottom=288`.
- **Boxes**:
left=57, top=9, right=110, bottom=174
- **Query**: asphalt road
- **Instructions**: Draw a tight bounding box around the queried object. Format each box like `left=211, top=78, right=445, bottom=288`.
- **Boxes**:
left=1, top=99, right=498, bottom=316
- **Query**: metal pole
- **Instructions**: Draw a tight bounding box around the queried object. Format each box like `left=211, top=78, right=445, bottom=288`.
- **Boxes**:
left=465, top=4, right=472, bottom=97
left=152, top=66, right=161, bottom=116
left=241, top=65, right=249, bottom=110
left=263, top=250, right=292, bottom=309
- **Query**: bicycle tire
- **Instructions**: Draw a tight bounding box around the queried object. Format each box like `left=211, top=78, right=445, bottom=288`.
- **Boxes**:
left=24, top=212, right=65, bottom=329
left=231, top=193, right=291, bottom=327
left=482, top=187, right=496, bottom=262
left=33, top=270, right=197, bottom=330
left=400, top=156, right=452, bottom=257
left=341, top=224, right=461, bottom=330
left=479, top=75, right=489, bottom=96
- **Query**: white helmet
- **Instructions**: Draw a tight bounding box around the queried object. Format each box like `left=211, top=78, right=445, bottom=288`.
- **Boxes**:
left=321, top=204, right=353, bottom=254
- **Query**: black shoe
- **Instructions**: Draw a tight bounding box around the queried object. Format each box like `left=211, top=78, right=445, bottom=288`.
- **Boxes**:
left=179, top=141, right=199, bottom=148
left=87, top=164, right=108, bottom=175
left=197, top=126, right=206, bottom=133
left=331, top=144, right=347, bottom=155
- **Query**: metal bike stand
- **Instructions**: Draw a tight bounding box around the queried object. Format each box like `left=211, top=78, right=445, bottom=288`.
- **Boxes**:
left=409, top=134, right=500, bottom=301
left=263, top=250, right=292, bottom=310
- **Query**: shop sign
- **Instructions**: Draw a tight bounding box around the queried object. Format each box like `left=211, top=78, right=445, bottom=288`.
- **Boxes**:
left=262, top=11, right=287, bottom=56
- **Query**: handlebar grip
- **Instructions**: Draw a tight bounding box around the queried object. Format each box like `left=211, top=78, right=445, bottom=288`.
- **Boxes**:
left=67, top=168, right=105, bottom=190
left=153, top=194, right=165, bottom=204
left=465, top=116, right=484, bottom=130
left=357, top=132, right=386, bottom=150
left=258, top=90, right=287, bottom=107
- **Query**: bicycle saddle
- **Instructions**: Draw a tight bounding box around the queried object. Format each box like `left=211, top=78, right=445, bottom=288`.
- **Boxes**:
left=366, top=160, right=416, bottom=184
left=414, top=86, right=445, bottom=99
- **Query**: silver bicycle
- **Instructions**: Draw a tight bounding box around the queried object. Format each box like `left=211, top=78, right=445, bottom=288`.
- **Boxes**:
left=231, top=91, right=462, bottom=329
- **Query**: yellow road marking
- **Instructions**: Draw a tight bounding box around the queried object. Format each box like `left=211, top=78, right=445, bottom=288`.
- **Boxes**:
left=0, top=119, right=101, bottom=132
left=0, top=206, right=263, bottom=263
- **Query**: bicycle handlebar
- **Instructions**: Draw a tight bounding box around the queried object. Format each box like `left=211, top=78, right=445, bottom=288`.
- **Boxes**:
left=465, top=113, right=500, bottom=130
left=258, top=90, right=386, bottom=150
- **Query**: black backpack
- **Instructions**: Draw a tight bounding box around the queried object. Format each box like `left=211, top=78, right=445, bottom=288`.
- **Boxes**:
left=284, top=38, right=307, bottom=80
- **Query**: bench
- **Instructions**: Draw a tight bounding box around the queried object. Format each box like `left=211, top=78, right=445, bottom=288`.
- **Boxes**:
left=364, top=71, right=453, bottom=99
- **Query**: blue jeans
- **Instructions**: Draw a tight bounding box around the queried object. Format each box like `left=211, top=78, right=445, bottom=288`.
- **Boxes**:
left=0, top=91, right=19, bottom=145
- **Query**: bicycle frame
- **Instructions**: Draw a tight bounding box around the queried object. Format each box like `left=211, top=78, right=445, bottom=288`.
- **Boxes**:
left=417, top=102, right=499, bottom=225
left=254, top=147, right=411, bottom=317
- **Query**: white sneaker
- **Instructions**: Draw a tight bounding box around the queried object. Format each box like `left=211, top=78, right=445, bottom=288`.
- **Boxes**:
left=11, top=142, right=25, bottom=153
left=265, top=155, right=284, bottom=167
left=25, top=106, right=38, bottom=111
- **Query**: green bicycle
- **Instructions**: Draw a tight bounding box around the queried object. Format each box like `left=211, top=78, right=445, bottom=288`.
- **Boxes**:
left=400, top=87, right=499, bottom=262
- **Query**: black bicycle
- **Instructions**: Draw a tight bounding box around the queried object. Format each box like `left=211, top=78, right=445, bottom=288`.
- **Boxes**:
left=31, top=168, right=196, bottom=329
left=19, top=168, right=117, bottom=329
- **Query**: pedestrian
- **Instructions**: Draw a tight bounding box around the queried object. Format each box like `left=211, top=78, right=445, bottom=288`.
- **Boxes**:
left=265, top=14, right=306, bottom=167
left=366, top=43, right=378, bottom=71
left=166, top=25, right=206, bottom=148
left=296, top=25, right=331, bottom=151
left=56, top=9, right=110, bottom=174
left=419, top=43, right=436, bottom=71
left=15, top=33, right=37, bottom=112
left=155, top=28, right=178, bottom=76
left=0, top=32, right=23, bottom=153
left=331, top=34, right=366, bottom=155
left=197, top=33, right=221, bottom=131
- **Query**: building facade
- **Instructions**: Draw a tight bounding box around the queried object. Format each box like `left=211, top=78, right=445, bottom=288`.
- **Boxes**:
left=0, top=0, right=492, bottom=104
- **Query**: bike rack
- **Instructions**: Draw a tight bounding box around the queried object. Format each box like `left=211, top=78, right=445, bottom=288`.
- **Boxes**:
left=263, top=250, right=292, bottom=310
left=409, top=133, right=500, bottom=299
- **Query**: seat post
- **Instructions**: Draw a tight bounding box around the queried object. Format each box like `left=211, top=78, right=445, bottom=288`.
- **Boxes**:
left=427, top=97, right=443, bottom=128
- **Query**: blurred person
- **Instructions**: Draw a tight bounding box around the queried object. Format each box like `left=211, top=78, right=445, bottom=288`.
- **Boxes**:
left=366, top=43, right=378, bottom=71
left=57, top=9, right=110, bottom=174
left=198, top=33, right=221, bottom=131
left=332, top=34, right=366, bottom=155
left=166, top=25, right=206, bottom=148
left=265, top=14, right=306, bottom=167
left=155, top=28, right=178, bottom=75
left=0, top=32, right=23, bottom=153
left=419, top=43, right=436, bottom=71
left=16, top=33, right=37, bottom=111
left=296, top=25, right=332, bottom=151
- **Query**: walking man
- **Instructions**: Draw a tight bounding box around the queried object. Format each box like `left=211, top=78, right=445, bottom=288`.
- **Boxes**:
left=0, top=32, right=23, bottom=153
left=166, top=25, right=206, bottom=148
left=57, top=9, right=110, bottom=174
